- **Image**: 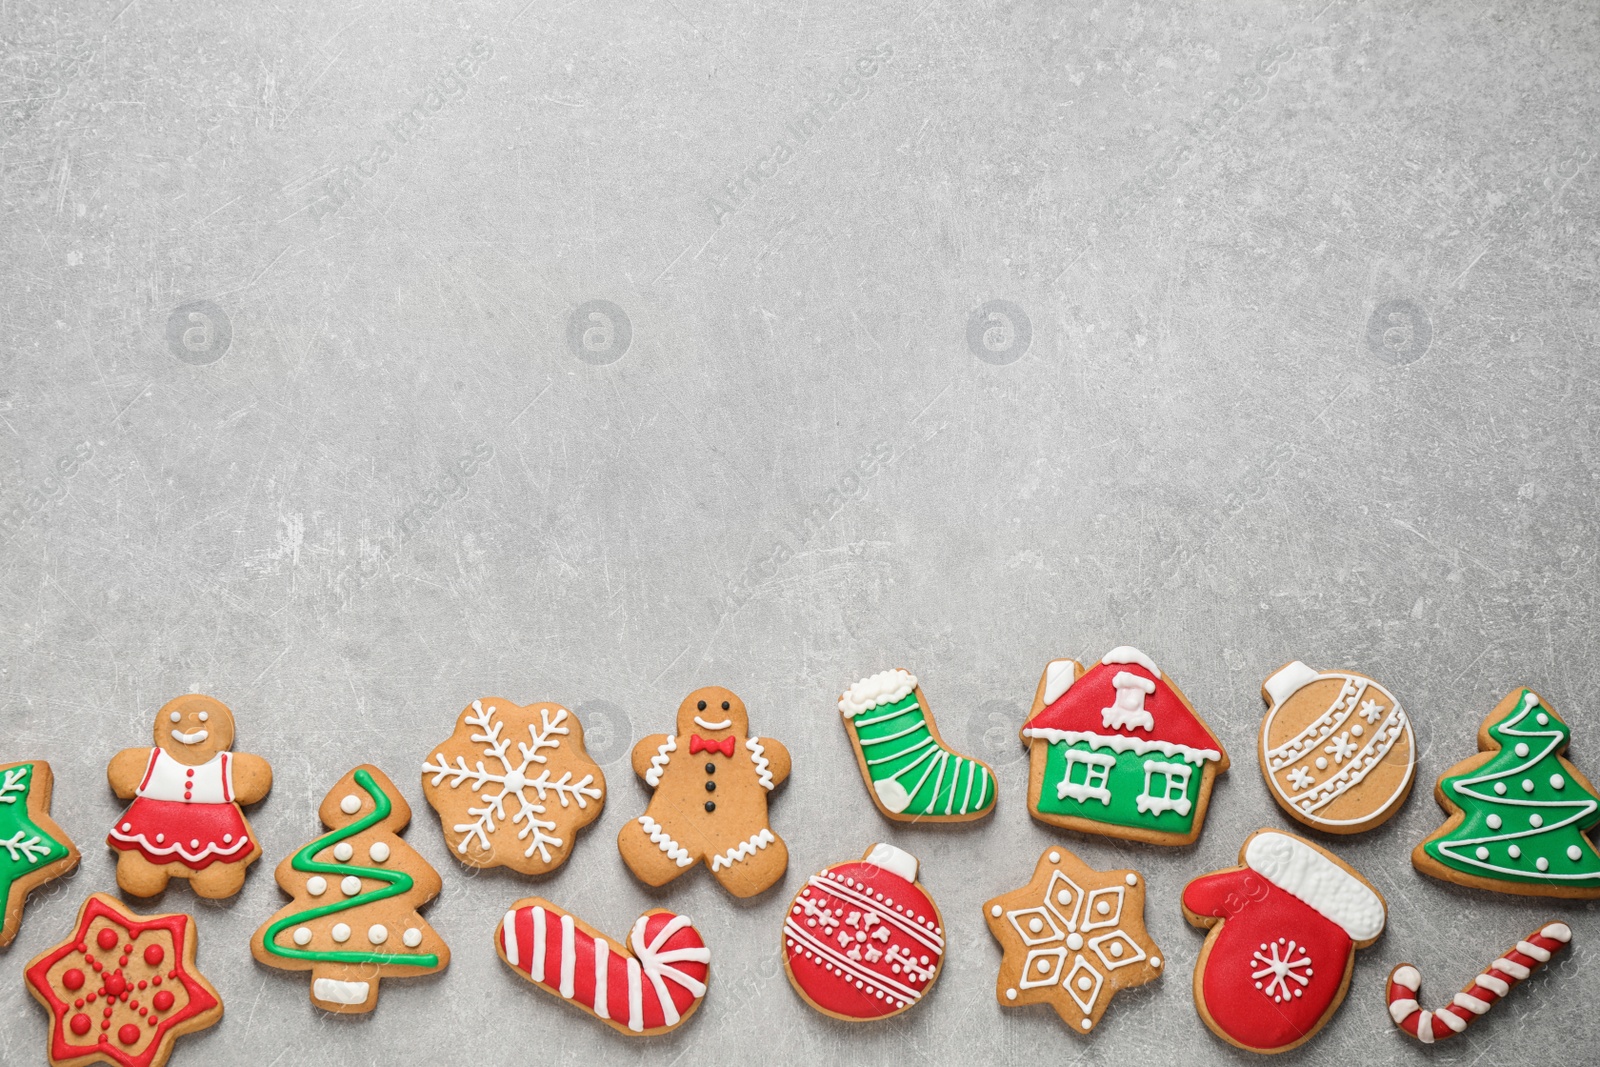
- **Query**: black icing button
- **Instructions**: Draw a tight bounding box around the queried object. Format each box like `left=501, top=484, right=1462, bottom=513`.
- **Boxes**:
left=704, top=800, right=716, bottom=813
left=704, top=762, right=716, bottom=774
left=705, top=780, right=716, bottom=792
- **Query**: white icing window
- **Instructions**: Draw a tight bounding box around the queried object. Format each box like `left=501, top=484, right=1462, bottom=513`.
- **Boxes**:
left=1135, top=760, right=1193, bottom=817
left=1056, top=750, right=1116, bottom=805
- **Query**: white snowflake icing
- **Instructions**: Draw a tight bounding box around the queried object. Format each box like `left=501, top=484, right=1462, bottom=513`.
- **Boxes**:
left=422, top=701, right=601, bottom=862
left=1251, top=937, right=1312, bottom=1003
left=1358, top=699, right=1385, bottom=724
left=1323, top=731, right=1357, bottom=763
left=1285, top=766, right=1315, bottom=790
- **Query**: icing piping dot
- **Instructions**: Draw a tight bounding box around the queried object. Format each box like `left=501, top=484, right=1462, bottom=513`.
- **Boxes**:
left=331, top=924, right=351, bottom=943
left=402, top=928, right=423, bottom=948
left=340, top=794, right=362, bottom=814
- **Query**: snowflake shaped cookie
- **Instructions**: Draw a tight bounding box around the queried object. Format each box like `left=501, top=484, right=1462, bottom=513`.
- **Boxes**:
left=422, top=699, right=606, bottom=875
left=983, top=847, right=1163, bottom=1034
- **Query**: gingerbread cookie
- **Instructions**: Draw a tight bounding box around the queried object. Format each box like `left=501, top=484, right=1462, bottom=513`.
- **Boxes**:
left=1413, top=686, right=1600, bottom=898
left=983, top=847, right=1162, bottom=1033
left=1259, top=661, right=1415, bottom=833
left=105, top=694, right=272, bottom=898
left=838, top=669, right=997, bottom=822
left=1182, top=829, right=1385, bottom=1054
left=422, top=698, right=605, bottom=874
left=251, top=765, right=449, bottom=1013
left=496, top=899, right=710, bottom=1035
left=782, top=843, right=944, bottom=1021
left=25, top=892, right=222, bottom=1067
left=617, top=687, right=790, bottom=898
left=1021, top=647, right=1228, bottom=845
left=1386, top=921, right=1571, bottom=1043
left=2, top=760, right=80, bottom=947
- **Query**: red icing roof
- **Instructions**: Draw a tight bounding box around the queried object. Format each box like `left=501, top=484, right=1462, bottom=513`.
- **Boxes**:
left=1023, top=660, right=1219, bottom=754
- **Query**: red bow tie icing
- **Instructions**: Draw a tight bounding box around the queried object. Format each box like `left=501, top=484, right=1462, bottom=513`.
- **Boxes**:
left=689, top=735, right=735, bottom=757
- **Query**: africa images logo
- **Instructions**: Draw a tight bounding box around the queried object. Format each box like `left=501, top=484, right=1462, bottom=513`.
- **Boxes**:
left=311, top=39, right=493, bottom=222
left=704, top=45, right=895, bottom=228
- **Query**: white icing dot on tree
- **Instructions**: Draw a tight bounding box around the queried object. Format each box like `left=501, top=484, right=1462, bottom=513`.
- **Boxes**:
left=1569, top=846, right=1584, bottom=862
left=1537, top=713, right=1549, bottom=725
left=1049, top=851, right=1060, bottom=864
left=1552, top=774, right=1566, bottom=790
left=306, top=876, right=326, bottom=896
left=1495, top=782, right=1508, bottom=795
left=1152, top=957, right=1160, bottom=968
left=1530, top=814, right=1544, bottom=828
left=368, top=924, right=388, bottom=945
left=1006, top=988, right=1017, bottom=1001
left=1476, top=847, right=1490, bottom=860
left=369, top=841, right=390, bottom=863
left=333, top=842, right=353, bottom=861
left=340, top=794, right=362, bottom=814
left=293, top=927, right=312, bottom=946
left=1125, top=874, right=1137, bottom=886
left=1510, top=845, right=1522, bottom=859
left=1537, top=857, right=1550, bottom=871
left=341, top=875, right=362, bottom=895
left=1515, top=743, right=1530, bottom=758
left=991, top=905, right=1001, bottom=917
left=332, top=923, right=351, bottom=942
left=1487, top=814, right=1502, bottom=829
left=1522, top=779, right=1535, bottom=792
left=402, top=927, right=422, bottom=948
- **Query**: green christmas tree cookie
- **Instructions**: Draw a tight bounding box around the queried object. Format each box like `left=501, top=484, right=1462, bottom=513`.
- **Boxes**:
left=1414, top=687, right=1600, bottom=898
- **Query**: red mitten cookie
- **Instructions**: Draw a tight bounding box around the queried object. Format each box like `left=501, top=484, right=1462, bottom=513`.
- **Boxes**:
left=1182, top=829, right=1385, bottom=1054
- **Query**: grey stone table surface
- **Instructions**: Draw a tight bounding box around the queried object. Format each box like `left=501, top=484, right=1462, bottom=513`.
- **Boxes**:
left=2, top=0, right=1597, bottom=1063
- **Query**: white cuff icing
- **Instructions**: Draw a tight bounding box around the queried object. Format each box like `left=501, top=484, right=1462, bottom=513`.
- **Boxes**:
left=839, top=670, right=918, bottom=717
left=1244, top=831, right=1385, bottom=941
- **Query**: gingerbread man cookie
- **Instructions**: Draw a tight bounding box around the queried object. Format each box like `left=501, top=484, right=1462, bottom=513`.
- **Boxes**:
left=617, top=687, right=790, bottom=898
left=1, top=760, right=80, bottom=948
left=105, top=694, right=272, bottom=899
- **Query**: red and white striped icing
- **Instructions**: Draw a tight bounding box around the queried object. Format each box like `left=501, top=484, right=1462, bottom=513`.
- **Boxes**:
left=497, top=904, right=709, bottom=1034
left=1386, top=922, right=1572, bottom=1043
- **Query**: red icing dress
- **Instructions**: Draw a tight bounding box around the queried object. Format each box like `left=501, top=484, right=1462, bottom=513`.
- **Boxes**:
left=1181, top=868, right=1355, bottom=1051
left=107, top=750, right=252, bottom=870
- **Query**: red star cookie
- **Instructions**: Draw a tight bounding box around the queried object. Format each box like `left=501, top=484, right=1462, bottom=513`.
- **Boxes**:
left=24, top=893, right=223, bottom=1067
left=983, top=847, right=1163, bottom=1033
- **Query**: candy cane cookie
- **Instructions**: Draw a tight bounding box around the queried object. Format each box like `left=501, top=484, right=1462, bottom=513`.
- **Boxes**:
left=1386, top=921, right=1572, bottom=1043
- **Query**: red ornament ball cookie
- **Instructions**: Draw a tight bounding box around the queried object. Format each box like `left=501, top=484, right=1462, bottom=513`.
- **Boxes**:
left=781, top=843, right=944, bottom=1021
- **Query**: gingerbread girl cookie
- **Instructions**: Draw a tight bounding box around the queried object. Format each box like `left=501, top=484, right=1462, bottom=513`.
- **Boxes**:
left=617, top=687, right=790, bottom=898
left=105, top=694, right=272, bottom=898
left=1, top=760, right=80, bottom=948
